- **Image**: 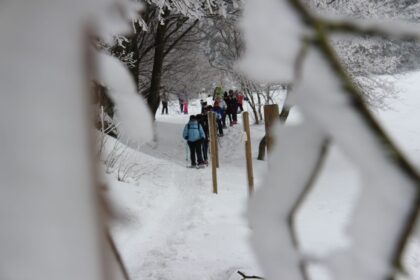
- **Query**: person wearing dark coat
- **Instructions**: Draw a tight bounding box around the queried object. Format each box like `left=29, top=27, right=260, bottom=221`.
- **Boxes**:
left=230, top=96, right=239, bottom=124
left=179, top=98, right=184, bottom=113
left=183, top=115, right=206, bottom=167
left=197, top=112, right=210, bottom=164
left=225, top=95, right=233, bottom=126
left=212, top=102, right=224, bottom=136
left=161, top=94, right=169, bottom=115
left=161, top=100, right=169, bottom=114
left=200, top=99, right=207, bottom=114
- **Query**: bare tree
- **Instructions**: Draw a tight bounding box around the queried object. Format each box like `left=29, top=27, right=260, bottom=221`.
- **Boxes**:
left=110, top=0, right=242, bottom=117
left=203, top=12, right=286, bottom=124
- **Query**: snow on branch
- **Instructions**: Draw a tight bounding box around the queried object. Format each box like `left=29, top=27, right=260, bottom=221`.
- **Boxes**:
left=96, top=51, right=153, bottom=144
left=293, top=0, right=420, bottom=40
left=240, top=0, right=420, bottom=279
left=145, top=0, right=242, bottom=20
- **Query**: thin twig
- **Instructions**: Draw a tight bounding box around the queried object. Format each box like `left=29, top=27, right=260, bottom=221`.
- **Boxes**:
left=237, top=270, right=264, bottom=280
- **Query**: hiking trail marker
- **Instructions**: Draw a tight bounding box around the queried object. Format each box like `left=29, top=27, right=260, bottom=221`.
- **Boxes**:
left=208, top=112, right=218, bottom=194
left=243, top=112, right=254, bottom=195
left=263, top=104, right=280, bottom=155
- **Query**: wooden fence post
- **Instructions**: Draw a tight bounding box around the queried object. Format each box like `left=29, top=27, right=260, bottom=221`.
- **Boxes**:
left=208, top=112, right=218, bottom=194
left=211, top=113, right=220, bottom=168
left=243, top=112, right=254, bottom=195
left=263, top=104, right=280, bottom=154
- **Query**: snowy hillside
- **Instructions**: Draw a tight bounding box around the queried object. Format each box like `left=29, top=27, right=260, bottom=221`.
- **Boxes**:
left=102, top=73, right=420, bottom=280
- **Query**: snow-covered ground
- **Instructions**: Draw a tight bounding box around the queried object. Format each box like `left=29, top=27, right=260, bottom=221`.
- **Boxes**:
left=103, top=73, right=420, bottom=279
left=104, top=101, right=267, bottom=280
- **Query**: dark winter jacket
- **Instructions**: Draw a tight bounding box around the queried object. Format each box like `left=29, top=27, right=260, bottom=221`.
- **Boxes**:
left=183, top=120, right=205, bottom=142
left=226, top=97, right=238, bottom=114
left=229, top=97, right=239, bottom=113
left=197, top=114, right=209, bottom=139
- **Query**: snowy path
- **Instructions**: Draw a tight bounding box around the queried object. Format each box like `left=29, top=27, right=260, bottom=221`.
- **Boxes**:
left=134, top=166, right=207, bottom=279
left=106, top=77, right=420, bottom=280
left=107, top=115, right=263, bottom=280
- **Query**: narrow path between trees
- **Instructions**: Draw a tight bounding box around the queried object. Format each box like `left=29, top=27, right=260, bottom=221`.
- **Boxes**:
left=109, top=111, right=263, bottom=280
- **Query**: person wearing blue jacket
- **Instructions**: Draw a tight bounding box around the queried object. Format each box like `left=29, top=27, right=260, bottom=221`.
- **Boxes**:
left=212, top=101, right=224, bottom=137
left=183, top=115, right=206, bottom=168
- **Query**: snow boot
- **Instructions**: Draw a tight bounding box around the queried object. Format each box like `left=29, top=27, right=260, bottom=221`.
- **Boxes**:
left=197, top=163, right=206, bottom=169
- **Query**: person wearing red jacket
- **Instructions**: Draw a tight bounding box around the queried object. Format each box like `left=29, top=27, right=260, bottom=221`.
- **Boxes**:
left=236, top=90, right=244, bottom=112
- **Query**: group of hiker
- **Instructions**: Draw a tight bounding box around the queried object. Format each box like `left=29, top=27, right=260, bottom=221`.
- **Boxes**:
left=161, top=96, right=190, bottom=115
left=182, top=89, right=245, bottom=168
left=206, top=89, right=244, bottom=131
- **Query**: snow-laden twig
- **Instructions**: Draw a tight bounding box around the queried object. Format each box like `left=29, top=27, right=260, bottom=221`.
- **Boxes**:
left=237, top=270, right=265, bottom=279
left=241, top=0, right=420, bottom=279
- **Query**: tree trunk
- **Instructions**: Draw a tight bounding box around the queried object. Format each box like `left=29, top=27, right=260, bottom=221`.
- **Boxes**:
left=257, top=91, right=263, bottom=122
left=244, top=86, right=260, bottom=124
left=148, top=21, right=167, bottom=117
left=250, top=105, right=259, bottom=124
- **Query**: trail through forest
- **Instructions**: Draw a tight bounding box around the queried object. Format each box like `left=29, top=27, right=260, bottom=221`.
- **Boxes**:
left=105, top=79, right=420, bottom=279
